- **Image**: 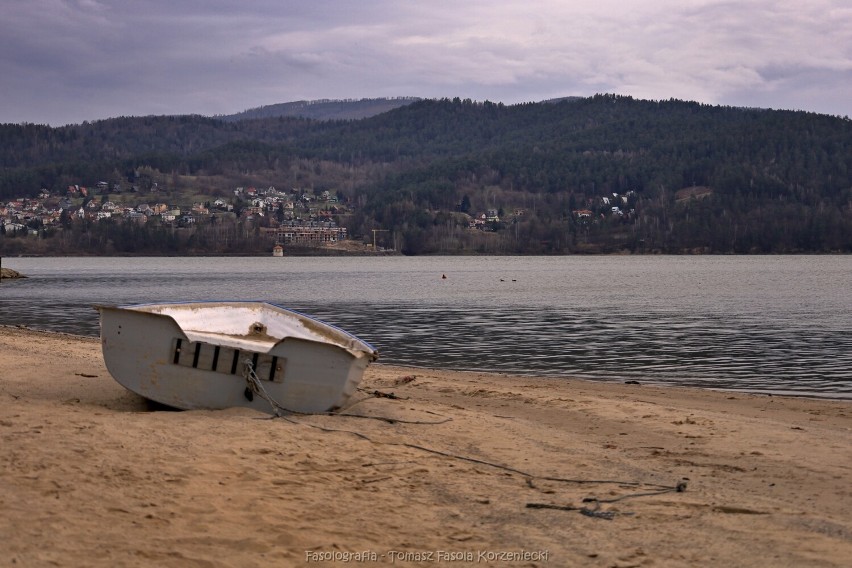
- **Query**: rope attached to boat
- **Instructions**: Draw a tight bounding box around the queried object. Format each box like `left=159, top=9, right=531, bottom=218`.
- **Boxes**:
left=242, top=359, right=686, bottom=519
left=241, top=359, right=451, bottom=424
left=242, top=358, right=288, bottom=417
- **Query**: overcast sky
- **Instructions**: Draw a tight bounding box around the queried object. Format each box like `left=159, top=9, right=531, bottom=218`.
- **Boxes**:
left=2, top=0, right=850, bottom=126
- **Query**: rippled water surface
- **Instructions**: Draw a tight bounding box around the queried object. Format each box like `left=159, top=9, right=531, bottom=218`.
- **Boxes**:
left=2, top=255, right=850, bottom=398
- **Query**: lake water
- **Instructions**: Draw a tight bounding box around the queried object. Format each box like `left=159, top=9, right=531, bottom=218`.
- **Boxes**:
left=1, top=255, right=850, bottom=399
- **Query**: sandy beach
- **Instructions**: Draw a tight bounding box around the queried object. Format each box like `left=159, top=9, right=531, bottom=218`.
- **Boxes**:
left=1, top=325, right=850, bottom=567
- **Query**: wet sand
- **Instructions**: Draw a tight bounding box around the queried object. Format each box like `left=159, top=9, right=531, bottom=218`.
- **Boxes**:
left=1, top=326, right=850, bottom=567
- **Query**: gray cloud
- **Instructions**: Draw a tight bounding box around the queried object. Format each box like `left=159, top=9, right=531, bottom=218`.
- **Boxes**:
left=1, top=0, right=849, bottom=125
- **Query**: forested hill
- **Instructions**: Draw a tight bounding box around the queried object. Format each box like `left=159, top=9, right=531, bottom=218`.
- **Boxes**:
left=2, top=94, right=851, bottom=254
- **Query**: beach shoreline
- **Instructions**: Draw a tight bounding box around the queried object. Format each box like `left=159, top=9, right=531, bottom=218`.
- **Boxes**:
left=1, top=326, right=850, bottom=566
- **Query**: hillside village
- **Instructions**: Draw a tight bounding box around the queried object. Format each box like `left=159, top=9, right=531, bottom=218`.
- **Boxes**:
left=1, top=179, right=639, bottom=254
left=2, top=183, right=350, bottom=249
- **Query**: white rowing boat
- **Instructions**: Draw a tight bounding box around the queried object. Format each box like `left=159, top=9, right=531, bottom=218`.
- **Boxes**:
left=97, top=302, right=378, bottom=414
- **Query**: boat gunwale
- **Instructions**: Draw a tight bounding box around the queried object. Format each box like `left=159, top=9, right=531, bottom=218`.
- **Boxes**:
left=95, top=301, right=379, bottom=358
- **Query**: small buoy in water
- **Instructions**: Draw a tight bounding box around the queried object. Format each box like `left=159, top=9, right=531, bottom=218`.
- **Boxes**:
left=442, top=274, right=447, bottom=279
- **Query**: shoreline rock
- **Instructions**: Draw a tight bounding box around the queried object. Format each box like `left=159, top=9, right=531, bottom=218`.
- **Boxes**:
left=0, top=267, right=26, bottom=279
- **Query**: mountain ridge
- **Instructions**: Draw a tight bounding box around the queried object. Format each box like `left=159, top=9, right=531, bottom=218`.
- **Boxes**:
left=216, top=97, right=423, bottom=122
left=1, top=94, right=850, bottom=254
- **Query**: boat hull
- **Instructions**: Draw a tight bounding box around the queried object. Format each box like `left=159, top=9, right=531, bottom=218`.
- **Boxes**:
left=97, top=302, right=377, bottom=414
